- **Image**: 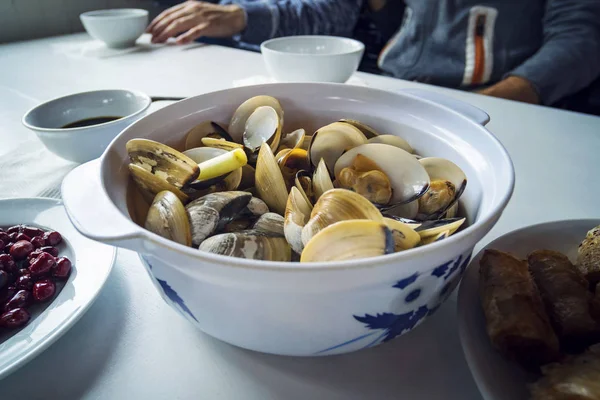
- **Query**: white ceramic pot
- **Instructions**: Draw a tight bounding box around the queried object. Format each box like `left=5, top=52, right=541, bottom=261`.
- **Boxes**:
left=61, top=83, right=514, bottom=356
left=261, top=36, right=365, bottom=83
left=80, top=9, right=149, bottom=49
left=22, top=89, right=151, bottom=164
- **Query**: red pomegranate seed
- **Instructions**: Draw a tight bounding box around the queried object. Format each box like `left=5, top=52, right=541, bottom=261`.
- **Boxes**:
left=6, top=225, right=23, bottom=235
left=30, top=236, right=45, bottom=249
left=10, top=240, right=34, bottom=260
left=53, top=257, right=72, bottom=280
left=29, top=252, right=56, bottom=277
left=0, top=308, right=30, bottom=328
left=0, top=254, right=16, bottom=272
left=40, top=246, right=59, bottom=257
left=16, top=273, right=33, bottom=290
left=0, top=270, right=8, bottom=290
left=43, top=231, right=62, bottom=247
left=23, top=226, right=44, bottom=238
left=33, top=279, right=56, bottom=302
left=0, top=232, right=9, bottom=244
left=4, top=289, right=31, bottom=311
left=15, top=233, right=31, bottom=242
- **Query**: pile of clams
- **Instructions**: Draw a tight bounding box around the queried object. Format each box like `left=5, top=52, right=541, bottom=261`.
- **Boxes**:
left=126, top=95, right=467, bottom=263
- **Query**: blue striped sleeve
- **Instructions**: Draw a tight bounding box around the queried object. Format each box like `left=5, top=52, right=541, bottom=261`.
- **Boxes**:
left=230, top=0, right=362, bottom=45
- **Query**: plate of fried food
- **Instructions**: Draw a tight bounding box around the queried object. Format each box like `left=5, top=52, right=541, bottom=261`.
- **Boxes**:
left=458, top=219, right=600, bottom=400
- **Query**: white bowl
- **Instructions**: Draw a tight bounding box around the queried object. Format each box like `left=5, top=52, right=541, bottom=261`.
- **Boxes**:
left=80, top=8, right=148, bottom=48
left=22, top=89, right=151, bottom=164
left=261, top=36, right=365, bottom=83
left=61, top=83, right=514, bottom=356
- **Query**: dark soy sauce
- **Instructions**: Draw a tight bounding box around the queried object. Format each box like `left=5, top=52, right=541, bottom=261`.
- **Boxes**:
left=62, top=116, right=122, bottom=129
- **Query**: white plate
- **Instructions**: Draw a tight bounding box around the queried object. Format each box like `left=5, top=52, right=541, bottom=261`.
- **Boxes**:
left=457, top=219, right=600, bottom=400
left=0, top=198, right=115, bottom=379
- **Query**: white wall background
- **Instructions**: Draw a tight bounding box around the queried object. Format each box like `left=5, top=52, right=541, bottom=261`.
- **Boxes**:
left=0, top=0, right=163, bottom=43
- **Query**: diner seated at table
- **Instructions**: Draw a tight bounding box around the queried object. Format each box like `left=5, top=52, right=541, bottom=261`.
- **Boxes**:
left=147, top=0, right=600, bottom=110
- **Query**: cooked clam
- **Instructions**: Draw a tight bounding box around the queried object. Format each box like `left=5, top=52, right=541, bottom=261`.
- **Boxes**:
left=334, top=143, right=430, bottom=206
left=312, top=158, right=334, bottom=200
left=419, top=230, right=450, bottom=245
left=229, top=95, right=284, bottom=146
left=238, top=164, right=256, bottom=190
left=185, top=121, right=231, bottom=150
left=145, top=190, right=192, bottom=246
left=278, top=128, right=306, bottom=151
left=246, top=196, right=269, bottom=217
left=253, top=212, right=285, bottom=236
left=417, top=157, right=467, bottom=220
left=278, top=148, right=310, bottom=189
left=255, top=143, right=288, bottom=216
left=295, top=170, right=314, bottom=205
left=445, top=202, right=458, bottom=219
left=367, top=134, right=413, bottom=154
left=301, top=188, right=383, bottom=246
left=243, top=105, right=282, bottom=154
left=186, top=191, right=252, bottom=247
left=301, top=220, right=395, bottom=262
left=416, top=217, right=466, bottom=239
left=127, top=139, right=199, bottom=188
left=338, top=119, right=380, bottom=139
left=199, top=231, right=291, bottom=261
left=284, top=187, right=312, bottom=254
left=383, top=217, right=420, bottom=251
left=201, top=137, right=244, bottom=152
left=308, top=122, right=367, bottom=172
left=384, top=200, right=419, bottom=220
left=128, top=164, right=189, bottom=203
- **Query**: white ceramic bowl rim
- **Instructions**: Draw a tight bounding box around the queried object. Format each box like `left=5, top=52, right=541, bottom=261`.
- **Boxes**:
left=80, top=8, right=149, bottom=19
left=261, top=35, right=365, bottom=56
left=22, top=89, right=151, bottom=133
left=96, top=83, right=515, bottom=272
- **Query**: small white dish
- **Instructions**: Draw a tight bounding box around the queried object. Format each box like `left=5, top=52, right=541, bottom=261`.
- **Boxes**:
left=457, top=219, right=600, bottom=400
left=261, top=36, right=365, bottom=83
left=80, top=8, right=148, bottom=48
left=0, top=198, right=115, bottom=380
left=22, top=89, right=151, bottom=163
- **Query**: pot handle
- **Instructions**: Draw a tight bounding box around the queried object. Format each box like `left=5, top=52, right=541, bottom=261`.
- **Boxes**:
left=61, top=159, right=147, bottom=253
left=400, top=88, right=490, bottom=126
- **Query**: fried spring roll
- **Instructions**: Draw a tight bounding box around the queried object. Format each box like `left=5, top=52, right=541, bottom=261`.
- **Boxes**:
left=528, top=250, right=600, bottom=351
left=530, top=344, right=600, bottom=400
left=479, top=249, right=560, bottom=369
left=577, top=225, right=600, bottom=288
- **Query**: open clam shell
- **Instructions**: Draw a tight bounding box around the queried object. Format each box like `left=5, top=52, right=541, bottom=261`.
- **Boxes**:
left=334, top=143, right=430, bottom=206
left=128, top=164, right=189, bottom=204
left=301, top=220, right=395, bottom=262
left=278, top=148, right=310, bottom=189
left=243, top=105, right=283, bottom=154
left=253, top=212, right=285, bottom=236
left=145, top=190, right=192, bottom=246
left=301, top=188, right=383, bottom=246
left=127, top=138, right=199, bottom=189
left=367, top=134, right=413, bottom=154
left=284, top=186, right=312, bottom=254
left=312, top=158, right=334, bottom=200
left=417, top=157, right=467, bottom=220
left=415, top=217, right=466, bottom=239
left=229, top=95, right=284, bottom=146
left=383, top=200, right=419, bottom=220
left=185, top=121, right=231, bottom=150
left=308, top=122, right=367, bottom=173
left=278, top=128, right=306, bottom=152
left=185, top=191, right=252, bottom=247
left=201, top=137, right=244, bottom=152
left=382, top=217, right=420, bottom=252
left=295, top=170, right=314, bottom=206
left=255, top=142, right=289, bottom=216
left=338, top=119, right=381, bottom=139
left=199, top=230, right=291, bottom=261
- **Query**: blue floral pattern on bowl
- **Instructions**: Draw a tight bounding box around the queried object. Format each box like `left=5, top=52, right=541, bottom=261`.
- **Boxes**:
left=142, top=256, right=198, bottom=322
left=316, top=253, right=471, bottom=355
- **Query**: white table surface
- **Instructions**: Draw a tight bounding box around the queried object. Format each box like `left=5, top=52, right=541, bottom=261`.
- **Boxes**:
left=1, top=33, right=599, bottom=400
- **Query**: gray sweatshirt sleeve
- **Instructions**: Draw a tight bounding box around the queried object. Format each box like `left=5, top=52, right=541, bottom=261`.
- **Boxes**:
left=508, top=0, right=600, bottom=105
left=231, top=0, right=362, bottom=45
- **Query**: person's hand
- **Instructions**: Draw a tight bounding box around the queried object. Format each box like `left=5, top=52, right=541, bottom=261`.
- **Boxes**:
left=477, top=76, right=540, bottom=104
left=146, top=1, right=247, bottom=45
